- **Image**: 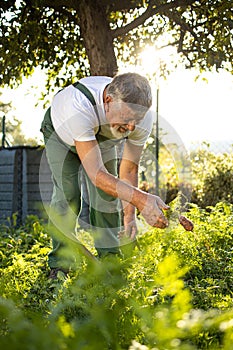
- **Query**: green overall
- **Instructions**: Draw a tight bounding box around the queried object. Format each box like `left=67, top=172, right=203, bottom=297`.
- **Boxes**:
left=41, top=83, right=122, bottom=268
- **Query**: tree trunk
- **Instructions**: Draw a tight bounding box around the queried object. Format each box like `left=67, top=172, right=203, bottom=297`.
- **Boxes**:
left=77, top=0, right=118, bottom=77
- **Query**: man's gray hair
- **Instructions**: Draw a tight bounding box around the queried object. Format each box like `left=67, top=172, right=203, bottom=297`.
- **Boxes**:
left=106, top=73, right=152, bottom=118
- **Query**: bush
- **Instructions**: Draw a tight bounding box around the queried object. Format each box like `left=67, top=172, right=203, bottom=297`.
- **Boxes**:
left=190, top=149, right=233, bottom=208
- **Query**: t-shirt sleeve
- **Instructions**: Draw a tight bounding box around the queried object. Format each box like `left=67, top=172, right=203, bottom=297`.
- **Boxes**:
left=64, top=108, right=99, bottom=142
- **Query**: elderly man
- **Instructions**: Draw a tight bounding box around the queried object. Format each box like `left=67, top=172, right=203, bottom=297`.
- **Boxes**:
left=41, top=72, right=169, bottom=278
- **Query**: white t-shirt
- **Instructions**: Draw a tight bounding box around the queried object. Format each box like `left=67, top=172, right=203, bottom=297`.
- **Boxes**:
left=51, top=76, right=153, bottom=146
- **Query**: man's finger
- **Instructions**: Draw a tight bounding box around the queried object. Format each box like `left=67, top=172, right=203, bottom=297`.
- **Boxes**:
left=154, top=221, right=168, bottom=229
left=130, top=226, right=137, bottom=240
left=156, top=198, right=170, bottom=210
left=153, top=214, right=169, bottom=228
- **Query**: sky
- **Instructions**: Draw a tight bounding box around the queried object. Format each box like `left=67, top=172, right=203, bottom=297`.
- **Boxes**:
left=158, top=68, right=233, bottom=148
left=132, top=45, right=233, bottom=150
left=1, top=61, right=232, bottom=150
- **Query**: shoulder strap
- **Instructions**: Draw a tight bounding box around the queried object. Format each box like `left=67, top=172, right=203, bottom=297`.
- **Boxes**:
left=72, top=81, right=100, bottom=126
left=73, top=81, right=96, bottom=106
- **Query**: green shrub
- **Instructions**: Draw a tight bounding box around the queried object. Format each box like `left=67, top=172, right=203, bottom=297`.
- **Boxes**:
left=200, top=158, right=233, bottom=207
left=190, top=147, right=233, bottom=208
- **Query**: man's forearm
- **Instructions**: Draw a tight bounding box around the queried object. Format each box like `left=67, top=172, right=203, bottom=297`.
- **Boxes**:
left=119, top=163, right=138, bottom=218
left=95, top=168, right=146, bottom=212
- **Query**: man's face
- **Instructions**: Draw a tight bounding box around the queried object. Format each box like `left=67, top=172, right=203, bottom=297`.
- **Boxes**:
left=105, top=98, right=140, bottom=138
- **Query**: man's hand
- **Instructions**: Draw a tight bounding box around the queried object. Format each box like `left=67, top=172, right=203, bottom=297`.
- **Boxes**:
left=123, top=216, right=138, bottom=240
left=141, top=194, right=169, bottom=228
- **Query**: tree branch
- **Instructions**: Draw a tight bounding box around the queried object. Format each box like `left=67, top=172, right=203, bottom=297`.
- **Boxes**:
left=178, top=30, right=185, bottom=52
left=38, top=0, right=78, bottom=11
left=112, top=0, right=197, bottom=38
left=111, top=2, right=154, bottom=38
left=166, top=10, right=199, bottom=42
left=103, top=0, right=144, bottom=13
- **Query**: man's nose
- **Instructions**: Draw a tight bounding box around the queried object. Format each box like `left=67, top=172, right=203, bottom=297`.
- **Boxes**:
left=126, top=120, right=135, bottom=131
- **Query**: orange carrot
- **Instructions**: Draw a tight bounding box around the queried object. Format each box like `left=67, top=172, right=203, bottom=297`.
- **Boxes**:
left=178, top=215, right=194, bottom=231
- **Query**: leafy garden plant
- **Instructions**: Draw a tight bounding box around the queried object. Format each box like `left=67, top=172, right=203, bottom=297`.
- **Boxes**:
left=0, top=202, right=233, bottom=349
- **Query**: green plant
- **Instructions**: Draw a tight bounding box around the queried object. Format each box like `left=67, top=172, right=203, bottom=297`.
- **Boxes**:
left=0, top=203, right=233, bottom=349
left=190, top=147, right=233, bottom=208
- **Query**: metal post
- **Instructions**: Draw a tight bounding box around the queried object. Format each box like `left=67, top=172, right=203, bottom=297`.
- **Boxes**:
left=1, top=115, right=10, bottom=148
left=2, top=115, right=6, bottom=148
left=155, top=87, right=159, bottom=194
left=16, top=148, right=23, bottom=227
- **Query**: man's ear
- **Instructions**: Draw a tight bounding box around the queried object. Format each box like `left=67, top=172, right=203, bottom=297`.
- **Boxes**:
left=103, top=87, right=112, bottom=103
left=104, top=94, right=113, bottom=113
